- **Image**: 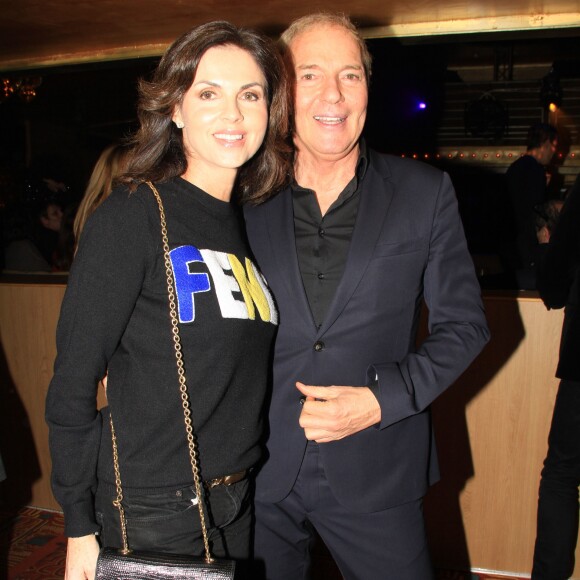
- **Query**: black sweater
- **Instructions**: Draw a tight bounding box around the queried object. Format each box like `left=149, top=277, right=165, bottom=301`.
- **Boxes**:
left=46, top=178, right=277, bottom=537
left=506, top=154, right=548, bottom=269
left=537, top=174, right=580, bottom=381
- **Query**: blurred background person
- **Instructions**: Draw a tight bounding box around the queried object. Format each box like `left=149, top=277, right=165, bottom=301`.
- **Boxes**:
left=479, top=198, right=563, bottom=291
left=73, top=142, right=130, bottom=243
left=51, top=203, right=77, bottom=272
left=534, top=199, right=564, bottom=245
left=49, top=142, right=131, bottom=272
left=533, top=173, right=580, bottom=579
left=504, top=123, right=558, bottom=274
left=2, top=200, right=52, bottom=272
left=515, top=198, right=564, bottom=289
left=33, top=197, right=64, bottom=266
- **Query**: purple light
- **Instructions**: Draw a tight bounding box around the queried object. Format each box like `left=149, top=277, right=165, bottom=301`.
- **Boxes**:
left=418, top=102, right=427, bottom=110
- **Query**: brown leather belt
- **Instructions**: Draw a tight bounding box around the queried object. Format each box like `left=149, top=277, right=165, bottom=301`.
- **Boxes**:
left=205, top=469, right=248, bottom=489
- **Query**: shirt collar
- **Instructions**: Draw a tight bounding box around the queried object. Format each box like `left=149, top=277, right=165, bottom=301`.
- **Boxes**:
left=291, top=139, right=369, bottom=203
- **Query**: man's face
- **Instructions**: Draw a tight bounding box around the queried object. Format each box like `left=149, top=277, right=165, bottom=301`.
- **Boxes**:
left=288, top=24, right=368, bottom=164
left=41, top=203, right=63, bottom=232
left=539, top=137, right=558, bottom=165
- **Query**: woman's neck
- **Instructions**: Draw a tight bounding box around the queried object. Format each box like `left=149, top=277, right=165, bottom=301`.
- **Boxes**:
left=181, top=165, right=236, bottom=202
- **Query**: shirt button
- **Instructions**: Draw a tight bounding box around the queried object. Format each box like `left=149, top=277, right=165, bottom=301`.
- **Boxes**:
left=318, top=228, right=325, bottom=237
left=317, top=272, right=325, bottom=280
left=314, top=341, right=325, bottom=352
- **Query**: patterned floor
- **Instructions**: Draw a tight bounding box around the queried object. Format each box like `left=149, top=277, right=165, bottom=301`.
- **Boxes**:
left=0, top=508, right=66, bottom=580
left=0, top=507, right=527, bottom=579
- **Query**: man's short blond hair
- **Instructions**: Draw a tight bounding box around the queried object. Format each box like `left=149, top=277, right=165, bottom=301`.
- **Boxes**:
left=280, top=12, right=372, bottom=84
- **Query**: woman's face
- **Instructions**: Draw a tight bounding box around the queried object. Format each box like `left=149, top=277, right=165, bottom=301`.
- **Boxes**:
left=173, top=45, right=268, bottom=193
left=40, top=203, right=63, bottom=232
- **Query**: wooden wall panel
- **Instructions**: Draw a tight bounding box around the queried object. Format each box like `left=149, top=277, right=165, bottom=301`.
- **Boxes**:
left=0, top=281, right=578, bottom=577
left=0, top=281, right=110, bottom=512
left=425, top=293, right=579, bottom=578
left=0, top=282, right=66, bottom=511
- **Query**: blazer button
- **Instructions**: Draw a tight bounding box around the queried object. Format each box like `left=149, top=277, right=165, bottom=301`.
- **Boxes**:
left=314, top=341, right=325, bottom=352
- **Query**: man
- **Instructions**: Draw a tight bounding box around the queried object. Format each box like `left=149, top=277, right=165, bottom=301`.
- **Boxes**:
left=533, top=173, right=580, bottom=579
left=244, top=13, right=490, bottom=579
left=505, top=123, right=558, bottom=275
left=503, top=198, right=564, bottom=291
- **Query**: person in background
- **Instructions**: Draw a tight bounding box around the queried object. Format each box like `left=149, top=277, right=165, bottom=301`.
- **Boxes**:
left=50, top=143, right=131, bottom=272
left=0, top=447, right=5, bottom=510
left=479, top=198, right=564, bottom=291
left=73, top=142, right=130, bottom=243
left=2, top=201, right=52, bottom=272
left=51, top=203, right=77, bottom=272
left=31, top=197, right=63, bottom=267
left=244, top=12, right=489, bottom=579
left=533, top=173, right=580, bottom=579
left=534, top=199, right=564, bottom=246
left=505, top=123, right=558, bottom=273
left=46, top=20, right=289, bottom=580
left=0, top=451, right=5, bottom=483
left=1, top=169, right=64, bottom=272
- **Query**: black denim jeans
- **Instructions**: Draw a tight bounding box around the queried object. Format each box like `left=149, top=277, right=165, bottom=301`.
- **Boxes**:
left=95, top=477, right=252, bottom=564
left=532, top=379, right=580, bottom=580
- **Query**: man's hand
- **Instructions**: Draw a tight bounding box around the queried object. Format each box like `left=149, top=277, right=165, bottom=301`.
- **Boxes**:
left=537, top=225, right=551, bottom=244
left=65, top=534, right=100, bottom=580
left=297, top=382, right=381, bottom=442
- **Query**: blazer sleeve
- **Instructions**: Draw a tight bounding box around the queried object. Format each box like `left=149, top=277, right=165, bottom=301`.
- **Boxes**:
left=537, top=174, right=580, bottom=310
left=369, top=171, right=490, bottom=429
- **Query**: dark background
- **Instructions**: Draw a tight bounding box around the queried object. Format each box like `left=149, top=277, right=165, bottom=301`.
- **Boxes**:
left=0, top=33, right=579, bottom=256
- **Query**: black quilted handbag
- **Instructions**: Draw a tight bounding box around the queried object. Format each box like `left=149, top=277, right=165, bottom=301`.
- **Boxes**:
left=95, top=183, right=235, bottom=579
left=96, top=547, right=235, bottom=579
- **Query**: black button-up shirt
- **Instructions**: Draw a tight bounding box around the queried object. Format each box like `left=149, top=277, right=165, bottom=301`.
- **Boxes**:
left=292, top=142, right=369, bottom=329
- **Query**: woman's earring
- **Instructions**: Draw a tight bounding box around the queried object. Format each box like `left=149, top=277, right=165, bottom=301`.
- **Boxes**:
left=175, top=120, right=184, bottom=129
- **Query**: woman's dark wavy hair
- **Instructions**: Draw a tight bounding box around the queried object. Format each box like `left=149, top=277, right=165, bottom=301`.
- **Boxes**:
left=122, top=21, right=292, bottom=204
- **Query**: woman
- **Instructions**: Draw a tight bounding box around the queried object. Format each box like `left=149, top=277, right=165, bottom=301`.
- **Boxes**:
left=73, top=142, right=130, bottom=243
left=46, top=21, right=290, bottom=580
left=50, top=143, right=131, bottom=272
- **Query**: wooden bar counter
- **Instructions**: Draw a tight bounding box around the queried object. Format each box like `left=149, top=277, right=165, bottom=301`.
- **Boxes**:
left=424, top=291, right=578, bottom=578
left=0, top=275, right=67, bottom=512
left=0, top=276, right=578, bottom=577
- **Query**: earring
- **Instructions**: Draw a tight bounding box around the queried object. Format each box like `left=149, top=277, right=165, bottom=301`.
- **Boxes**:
left=175, top=120, right=184, bottom=129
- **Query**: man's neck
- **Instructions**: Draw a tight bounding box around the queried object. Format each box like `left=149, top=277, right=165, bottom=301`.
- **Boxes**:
left=294, top=146, right=359, bottom=216
left=526, top=148, right=546, bottom=165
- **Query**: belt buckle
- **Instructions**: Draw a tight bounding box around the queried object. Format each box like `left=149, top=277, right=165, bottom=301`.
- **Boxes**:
left=206, top=470, right=246, bottom=489
left=206, top=476, right=225, bottom=489
left=222, top=473, right=237, bottom=486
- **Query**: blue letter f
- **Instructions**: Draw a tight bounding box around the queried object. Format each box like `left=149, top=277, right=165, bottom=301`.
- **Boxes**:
left=169, top=245, right=211, bottom=323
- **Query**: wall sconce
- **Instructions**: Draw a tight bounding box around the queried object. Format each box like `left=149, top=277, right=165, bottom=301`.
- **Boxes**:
left=0, top=76, right=42, bottom=103
left=540, top=68, right=563, bottom=111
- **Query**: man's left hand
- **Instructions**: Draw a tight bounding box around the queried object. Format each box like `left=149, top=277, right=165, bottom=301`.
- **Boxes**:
left=296, top=382, right=381, bottom=442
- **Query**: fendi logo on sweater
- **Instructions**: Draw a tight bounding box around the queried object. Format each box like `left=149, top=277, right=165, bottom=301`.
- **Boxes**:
left=169, top=245, right=278, bottom=325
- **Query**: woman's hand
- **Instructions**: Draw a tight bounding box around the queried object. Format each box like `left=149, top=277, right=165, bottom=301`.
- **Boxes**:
left=65, top=534, right=100, bottom=580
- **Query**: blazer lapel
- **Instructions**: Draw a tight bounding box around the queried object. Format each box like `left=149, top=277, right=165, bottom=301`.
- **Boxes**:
left=265, top=189, right=316, bottom=328
left=318, top=157, right=394, bottom=337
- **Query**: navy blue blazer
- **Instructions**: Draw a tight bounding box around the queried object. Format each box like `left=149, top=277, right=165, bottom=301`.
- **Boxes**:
left=244, top=149, right=490, bottom=513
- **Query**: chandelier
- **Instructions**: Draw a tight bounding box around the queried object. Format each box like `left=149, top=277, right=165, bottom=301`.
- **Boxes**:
left=0, top=77, right=42, bottom=103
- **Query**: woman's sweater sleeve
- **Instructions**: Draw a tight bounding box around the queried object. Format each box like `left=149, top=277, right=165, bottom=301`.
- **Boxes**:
left=45, top=189, right=150, bottom=537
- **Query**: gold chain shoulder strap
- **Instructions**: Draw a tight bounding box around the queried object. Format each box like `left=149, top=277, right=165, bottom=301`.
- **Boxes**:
left=108, top=180, right=214, bottom=563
